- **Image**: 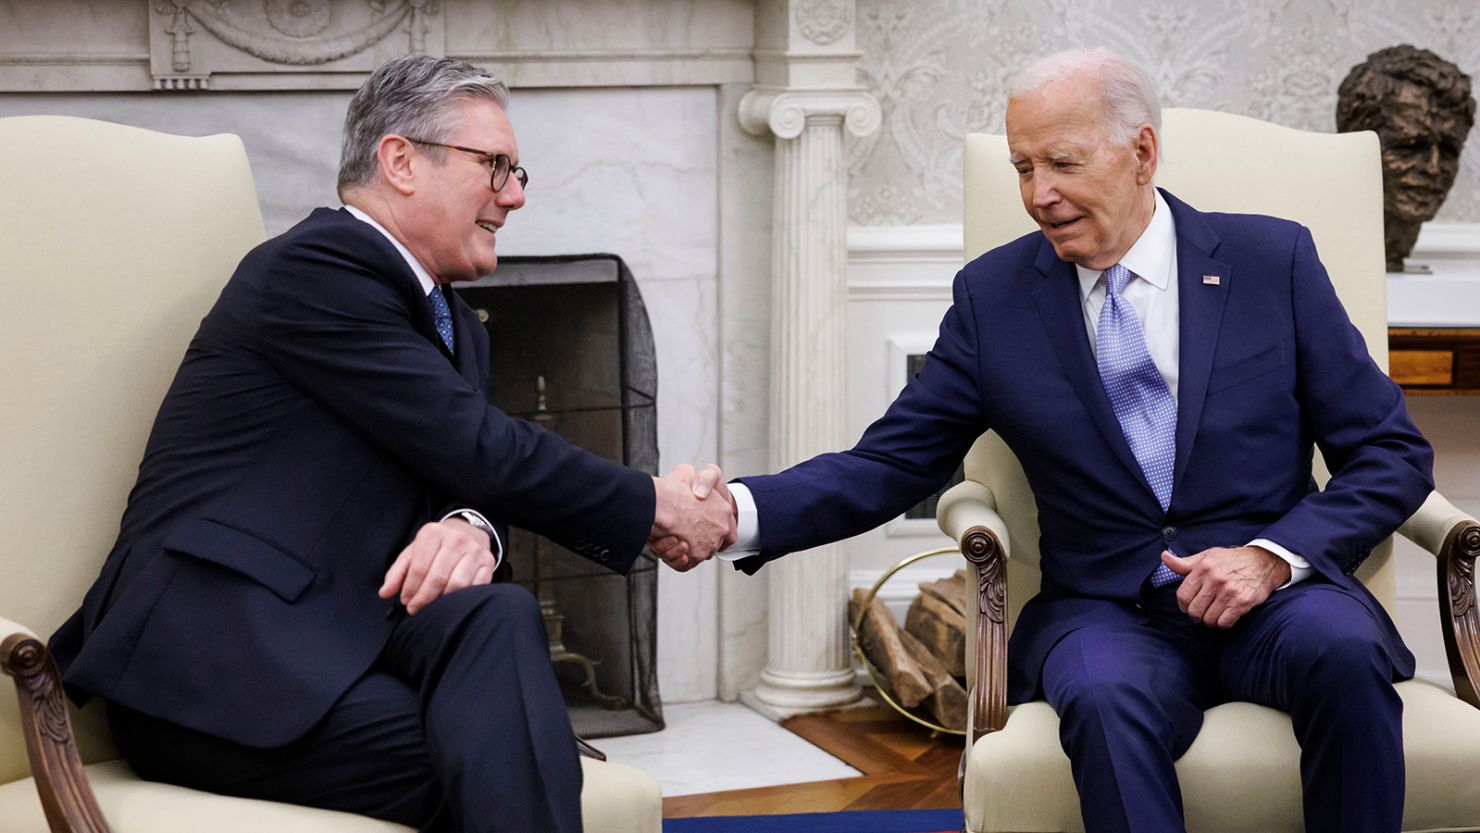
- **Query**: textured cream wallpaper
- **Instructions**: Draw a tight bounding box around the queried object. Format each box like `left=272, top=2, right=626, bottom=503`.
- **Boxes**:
left=848, top=0, right=1480, bottom=225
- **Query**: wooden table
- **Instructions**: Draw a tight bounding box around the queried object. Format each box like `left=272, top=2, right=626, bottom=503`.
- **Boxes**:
left=1390, top=327, right=1480, bottom=394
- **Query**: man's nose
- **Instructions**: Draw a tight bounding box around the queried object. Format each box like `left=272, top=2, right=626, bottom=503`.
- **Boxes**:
left=1031, top=172, right=1059, bottom=208
left=498, top=175, right=526, bottom=210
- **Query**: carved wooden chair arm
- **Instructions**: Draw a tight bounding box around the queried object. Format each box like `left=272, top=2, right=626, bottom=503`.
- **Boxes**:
left=1, top=617, right=112, bottom=833
left=937, top=480, right=1011, bottom=744
left=1398, top=491, right=1480, bottom=708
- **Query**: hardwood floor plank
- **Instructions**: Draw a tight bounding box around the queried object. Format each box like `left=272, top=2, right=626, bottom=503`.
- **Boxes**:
left=663, top=703, right=964, bottom=818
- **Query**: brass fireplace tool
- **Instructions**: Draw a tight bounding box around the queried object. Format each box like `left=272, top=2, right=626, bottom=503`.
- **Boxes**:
left=531, top=374, right=626, bottom=709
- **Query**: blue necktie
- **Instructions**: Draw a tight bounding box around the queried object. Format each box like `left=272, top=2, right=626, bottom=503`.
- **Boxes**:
left=429, top=287, right=454, bottom=354
left=1096, top=264, right=1180, bottom=588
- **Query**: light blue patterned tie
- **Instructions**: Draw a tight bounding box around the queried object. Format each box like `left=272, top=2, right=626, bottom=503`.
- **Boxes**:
left=428, top=287, right=454, bottom=354
left=1096, top=264, right=1180, bottom=588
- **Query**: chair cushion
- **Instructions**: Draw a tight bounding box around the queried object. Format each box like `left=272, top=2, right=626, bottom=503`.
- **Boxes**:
left=0, top=757, right=660, bottom=833
left=963, top=679, right=1480, bottom=833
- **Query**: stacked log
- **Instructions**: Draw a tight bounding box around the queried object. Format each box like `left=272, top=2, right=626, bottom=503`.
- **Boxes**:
left=905, top=576, right=967, bottom=678
left=850, top=569, right=970, bottom=730
left=849, top=588, right=932, bottom=707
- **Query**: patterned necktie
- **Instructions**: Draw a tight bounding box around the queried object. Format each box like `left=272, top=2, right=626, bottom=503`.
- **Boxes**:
left=428, top=287, right=455, bottom=354
left=1095, top=264, right=1181, bottom=588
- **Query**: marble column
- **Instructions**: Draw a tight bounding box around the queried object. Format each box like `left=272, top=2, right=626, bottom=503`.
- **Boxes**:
left=738, top=87, right=880, bottom=717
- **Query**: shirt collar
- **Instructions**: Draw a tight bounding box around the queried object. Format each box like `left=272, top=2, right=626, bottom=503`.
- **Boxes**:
left=343, top=204, right=438, bottom=297
left=1075, top=189, right=1176, bottom=300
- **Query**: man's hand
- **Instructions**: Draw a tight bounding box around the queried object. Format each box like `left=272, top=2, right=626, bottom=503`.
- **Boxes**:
left=1163, top=545, right=1292, bottom=629
left=649, top=464, right=737, bottom=571
left=379, top=517, right=497, bottom=614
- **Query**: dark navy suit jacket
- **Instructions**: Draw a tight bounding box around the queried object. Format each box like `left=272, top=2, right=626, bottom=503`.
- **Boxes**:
left=736, top=190, right=1434, bottom=703
left=51, top=207, right=655, bottom=747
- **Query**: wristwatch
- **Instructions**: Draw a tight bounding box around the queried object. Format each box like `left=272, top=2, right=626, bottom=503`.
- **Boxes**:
left=442, top=509, right=503, bottom=567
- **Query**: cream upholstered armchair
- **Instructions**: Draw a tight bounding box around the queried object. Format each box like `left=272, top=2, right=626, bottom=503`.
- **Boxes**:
left=0, top=116, right=661, bottom=833
left=937, top=108, right=1480, bottom=833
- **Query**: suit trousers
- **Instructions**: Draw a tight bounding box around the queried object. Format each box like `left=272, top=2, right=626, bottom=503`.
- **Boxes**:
left=1040, top=576, right=1404, bottom=833
left=108, top=583, right=583, bottom=833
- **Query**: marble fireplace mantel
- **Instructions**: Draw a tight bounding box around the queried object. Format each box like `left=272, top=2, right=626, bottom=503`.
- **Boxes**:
left=0, top=1, right=756, bottom=92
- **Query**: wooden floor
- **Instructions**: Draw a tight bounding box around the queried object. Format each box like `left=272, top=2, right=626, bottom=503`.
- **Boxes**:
left=662, top=699, right=963, bottom=818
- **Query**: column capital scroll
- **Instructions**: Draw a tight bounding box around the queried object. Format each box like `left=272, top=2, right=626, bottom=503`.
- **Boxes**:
left=738, top=86, right=880, bottom=140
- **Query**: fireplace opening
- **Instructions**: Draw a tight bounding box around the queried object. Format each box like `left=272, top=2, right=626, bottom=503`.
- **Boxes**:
left=455, top=254, right=662, bottom=737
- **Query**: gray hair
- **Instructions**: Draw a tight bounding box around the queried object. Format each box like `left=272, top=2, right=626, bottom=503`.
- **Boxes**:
left=337, top=55, right=510, bottom=194
left=1008, top=48, right=1161, bottom=145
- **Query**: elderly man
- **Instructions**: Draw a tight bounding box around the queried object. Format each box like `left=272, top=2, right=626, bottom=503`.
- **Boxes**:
left=683, top=49, right=1433, bottom=833
left=50, top=55, right=733, bottom=833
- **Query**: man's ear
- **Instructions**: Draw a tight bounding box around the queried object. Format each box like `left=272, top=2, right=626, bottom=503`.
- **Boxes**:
left=376, top=135, right=417, bottom=196
left=1134, top=124, right=1158, bottom=185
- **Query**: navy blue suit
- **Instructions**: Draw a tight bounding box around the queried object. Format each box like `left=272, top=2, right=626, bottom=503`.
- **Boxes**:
left=735, top=191, right=1434, bottom=832
left=51, top=207, right=655, bottom=832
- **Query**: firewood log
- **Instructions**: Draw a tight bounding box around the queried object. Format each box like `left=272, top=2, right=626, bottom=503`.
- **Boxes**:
left=906, top=590, right=967, bottom=678
left=919, top=569, right=968, bottom=616
left=899, top=628, right=968, bottom=730
left=849, top=588, right=931, bottom=707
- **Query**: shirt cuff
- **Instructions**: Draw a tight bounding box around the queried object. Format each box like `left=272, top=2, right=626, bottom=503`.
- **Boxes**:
left=1248, top=538, right=1311, bottom=590
left=718, top=482, right=762, bottom=560
left=441, top=508, right=504, bottom=570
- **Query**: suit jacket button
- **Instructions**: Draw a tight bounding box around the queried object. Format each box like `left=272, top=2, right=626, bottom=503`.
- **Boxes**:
left=1161, top=526, right=1178, bottom=543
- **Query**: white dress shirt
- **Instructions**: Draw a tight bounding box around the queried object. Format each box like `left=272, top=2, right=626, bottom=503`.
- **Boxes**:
left=343, top=204, right=503, bottom=567
left=725, top=191, right=1308, bottom=588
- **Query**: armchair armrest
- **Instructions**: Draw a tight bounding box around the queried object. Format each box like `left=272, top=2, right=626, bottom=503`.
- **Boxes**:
left=1399, top=491, right=1480, bottom=708
left=1, top=617, right=112, bottom=833
left=937, top=481, right=1011, bottom=742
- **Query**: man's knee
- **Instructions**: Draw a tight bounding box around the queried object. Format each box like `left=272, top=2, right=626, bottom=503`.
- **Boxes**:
left=1299, top=627, right=1391, bottom=684
left=1054, top=671, right=1153, bottom=724
left=1268, top=593, right=1393, bottom=684
left=428, top=582, right=544, bottom=637
left=1046, top=636, right=1163, bottom=726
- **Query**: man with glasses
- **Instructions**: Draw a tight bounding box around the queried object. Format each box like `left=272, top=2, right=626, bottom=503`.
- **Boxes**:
left=49, top=55, right=733, bottom=833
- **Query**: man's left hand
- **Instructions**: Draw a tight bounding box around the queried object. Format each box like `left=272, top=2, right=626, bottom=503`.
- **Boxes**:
left=379, top=518, right=497, bottom=615
left=1162, top=545, right=1291, bottom=629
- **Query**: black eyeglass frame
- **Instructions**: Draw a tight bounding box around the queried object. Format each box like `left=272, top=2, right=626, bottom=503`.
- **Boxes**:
left=403, top=137, right=529, bottom=192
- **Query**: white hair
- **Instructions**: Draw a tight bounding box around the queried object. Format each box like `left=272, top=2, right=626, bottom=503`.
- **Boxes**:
left=1008, top=48, right=1161, bottom=145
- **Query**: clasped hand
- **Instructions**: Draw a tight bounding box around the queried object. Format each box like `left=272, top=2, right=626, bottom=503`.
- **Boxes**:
left=1160, top=545, right=1292, bottom=629
left=649, top=463, right=737, bottom=571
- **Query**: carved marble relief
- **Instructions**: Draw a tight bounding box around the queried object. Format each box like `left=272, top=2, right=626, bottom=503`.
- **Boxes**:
left=795, top=0, right=853, bottom=46
left=149, top=0, right=444, bottom=89
left=849, top=0, right=1480, bottom=226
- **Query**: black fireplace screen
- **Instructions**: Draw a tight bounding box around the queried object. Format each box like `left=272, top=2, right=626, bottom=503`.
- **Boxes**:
left=454, top=254, right=662, bottom=737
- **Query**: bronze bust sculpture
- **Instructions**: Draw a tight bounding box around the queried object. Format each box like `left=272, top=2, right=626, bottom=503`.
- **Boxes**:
left=1337, top=45, right=1475, bottom=271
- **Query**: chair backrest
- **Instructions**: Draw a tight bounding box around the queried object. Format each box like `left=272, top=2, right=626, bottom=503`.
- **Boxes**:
left=0, top=116, right=265, bottom=783
left=960, top=108, right=1394, bottom=635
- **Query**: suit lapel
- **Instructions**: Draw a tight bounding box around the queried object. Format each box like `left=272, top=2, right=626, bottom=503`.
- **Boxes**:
left=1030, top=239, right=1158, bottom=503
left=1164, top=192, right=1232, bottom=495
left=449, top=292, right=482, bottom=387
left=334, top=208, right=451, bottom=358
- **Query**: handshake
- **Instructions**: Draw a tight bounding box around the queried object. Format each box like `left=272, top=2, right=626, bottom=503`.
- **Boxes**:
left=648, top=464, right=739, bottom=571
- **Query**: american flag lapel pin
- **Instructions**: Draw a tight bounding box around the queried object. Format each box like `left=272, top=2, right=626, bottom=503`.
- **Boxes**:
left=1202, top=274, right=1221, bottom=286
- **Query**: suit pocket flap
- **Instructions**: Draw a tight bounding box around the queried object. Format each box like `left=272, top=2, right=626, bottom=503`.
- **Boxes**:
left=1209, top=344, right=1286, bottom=393
left=162, top=518, right=315, bottom=602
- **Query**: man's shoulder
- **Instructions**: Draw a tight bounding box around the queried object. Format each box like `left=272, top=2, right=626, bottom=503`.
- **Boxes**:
left=255, top=206, right=382, bottom=257
left=959, top=230, right=1044, bottom=292
left=240, top=207, right=404, bottom=284
left=1163, top=190, right=1305, bottom=252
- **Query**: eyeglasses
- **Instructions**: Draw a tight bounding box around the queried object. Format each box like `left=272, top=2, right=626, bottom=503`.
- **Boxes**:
left=403, top=138, right=529, bottom=192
